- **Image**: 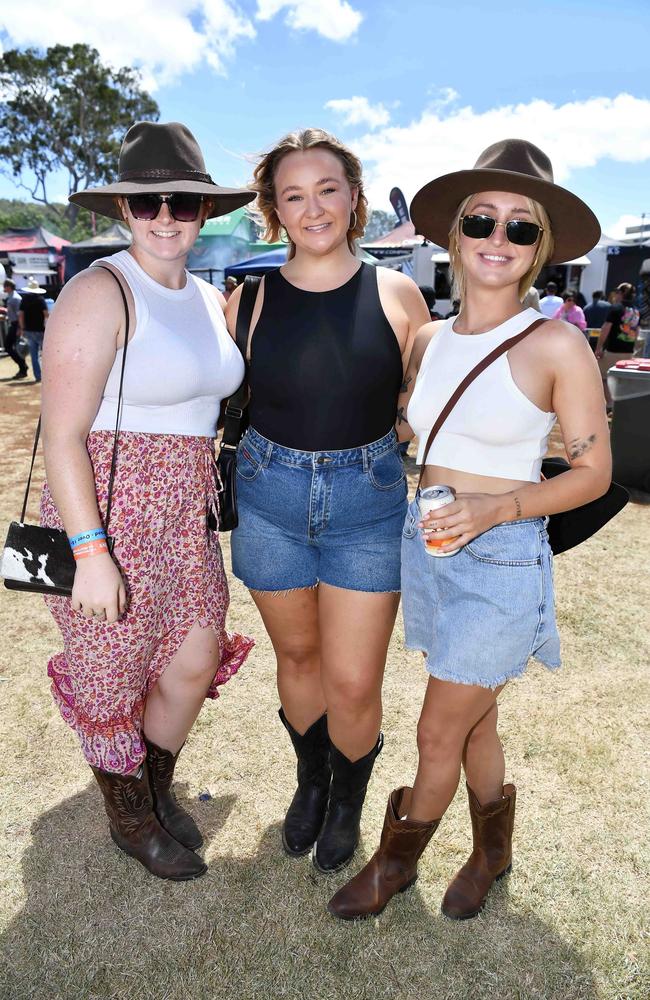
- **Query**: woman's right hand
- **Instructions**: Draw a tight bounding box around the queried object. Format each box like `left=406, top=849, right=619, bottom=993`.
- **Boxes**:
left=71, top=554, right=127, bottom=624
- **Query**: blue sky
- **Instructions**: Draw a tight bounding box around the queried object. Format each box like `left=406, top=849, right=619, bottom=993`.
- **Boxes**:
left=1, top=0, right=649, bottom=237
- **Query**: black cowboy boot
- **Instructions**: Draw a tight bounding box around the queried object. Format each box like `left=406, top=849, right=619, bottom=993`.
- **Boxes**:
left=279, top=708, right=331, bottom=856
left=313, top=733, right=383, bottom=873
left=91, top=764, right=207, bottom=881
left=144, top=736, right=203, bottom=851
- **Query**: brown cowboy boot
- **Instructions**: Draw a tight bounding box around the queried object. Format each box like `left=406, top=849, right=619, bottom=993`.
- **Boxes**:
left=91, top=764, right=207, bottom=881
left=327, top=787, right=440, bottom=920
left=441, top=783, right=516, bottom=920
left=144, top=736, right=203, bottom=850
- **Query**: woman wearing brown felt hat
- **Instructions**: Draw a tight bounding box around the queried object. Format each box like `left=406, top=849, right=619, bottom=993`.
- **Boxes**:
left=329, top=138, right=612, bottom=921
left=39, top=121, right=255, bottom=881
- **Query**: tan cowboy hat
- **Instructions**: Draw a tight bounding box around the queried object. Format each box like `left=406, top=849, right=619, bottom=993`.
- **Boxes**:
left=410, top=138, right=600, bottom=264
left=21, top=276, right=46, bottom=293
left=69, top=121, right=255, bottom=221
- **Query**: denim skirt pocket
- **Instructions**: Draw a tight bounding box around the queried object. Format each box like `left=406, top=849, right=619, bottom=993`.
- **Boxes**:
left=465, top=521, right=542, bottom=566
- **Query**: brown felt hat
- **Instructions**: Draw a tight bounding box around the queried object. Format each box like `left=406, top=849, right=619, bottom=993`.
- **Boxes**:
left=69, top=121, right=255, bottom=221
left=410, top=138, right=600, bottom=264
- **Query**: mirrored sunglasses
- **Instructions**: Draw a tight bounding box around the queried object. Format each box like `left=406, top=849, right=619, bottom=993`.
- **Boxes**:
left=461, top=214, right=543, bottom=246
left=126, top=192, right=204, bottom=222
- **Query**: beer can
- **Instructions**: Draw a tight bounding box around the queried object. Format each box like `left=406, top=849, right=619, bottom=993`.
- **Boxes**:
left=418, top=485, right=462, bottom=557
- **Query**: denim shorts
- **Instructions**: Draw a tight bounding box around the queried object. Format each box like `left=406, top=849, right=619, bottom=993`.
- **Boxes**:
left=401, top=497, right=561, bottom=689
left=231, top=426, right=407, bottom=592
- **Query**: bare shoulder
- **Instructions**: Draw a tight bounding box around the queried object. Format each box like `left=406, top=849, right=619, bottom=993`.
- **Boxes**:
left=49, top=266, right=126, bottom=322
left=534, top=317, right=593, bottom=355
left=376, top=265, right=420, bottom=299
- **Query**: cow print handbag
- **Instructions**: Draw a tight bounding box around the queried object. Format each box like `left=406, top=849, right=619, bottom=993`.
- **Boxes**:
left=1, top=265, right=129, bottom=596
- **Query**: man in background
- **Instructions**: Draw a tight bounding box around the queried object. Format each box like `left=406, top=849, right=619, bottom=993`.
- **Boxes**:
left=1, top=278, right=27, bottom=379
left=18, top=276, right=49, bottom=383
left=595, top=282, right=639, bottom=407
left=539, top=281, right=563, bottom=317
left=584, top=290, right=611, bottom=330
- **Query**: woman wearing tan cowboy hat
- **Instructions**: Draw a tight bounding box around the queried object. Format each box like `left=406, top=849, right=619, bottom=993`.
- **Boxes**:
left=18, top=276, right=49, bottom=382
left=39, top=121, right=254, bottom=880
left=329, top=138, right=611, bottom=920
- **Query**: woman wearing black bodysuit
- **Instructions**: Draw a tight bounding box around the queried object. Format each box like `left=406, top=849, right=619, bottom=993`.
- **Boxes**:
left=226, top=128, right=429, bottom=874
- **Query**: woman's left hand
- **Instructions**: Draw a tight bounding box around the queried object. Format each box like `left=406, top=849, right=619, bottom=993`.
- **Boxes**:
left=419, top=492, right=507, bottom=552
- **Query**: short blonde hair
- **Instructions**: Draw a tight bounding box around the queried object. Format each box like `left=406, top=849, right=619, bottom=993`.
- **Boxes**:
left=448, top=195, right=555, bottom=302
left=252, top=128, right=368, bottom=254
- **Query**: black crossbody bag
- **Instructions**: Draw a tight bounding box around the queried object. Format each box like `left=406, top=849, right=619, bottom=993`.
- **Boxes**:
left=1, top=265, right=130, bottom=595
left=211, top=274, right=261, bottom=532
left=418, top=317, right=628, bottom=554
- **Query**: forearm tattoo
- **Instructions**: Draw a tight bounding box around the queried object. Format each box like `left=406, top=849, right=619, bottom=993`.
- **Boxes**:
left=396, top=406, right=406, bottom=425
left=399, top=375, right=413, bottom=394
left=568, top=434, right=597, bottom=460
left=513, top=495, right=522, bottom=519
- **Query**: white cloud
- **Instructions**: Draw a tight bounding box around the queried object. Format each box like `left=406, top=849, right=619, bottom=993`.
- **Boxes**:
left=0, top=0, right=256, bottom=90
left=326, top=96, right=390, bottom=130
left=603, top=213, right=650, bottom=240
left=256, top=0, right=362, bottom=42
left=352, top=93, right=650, bottom=214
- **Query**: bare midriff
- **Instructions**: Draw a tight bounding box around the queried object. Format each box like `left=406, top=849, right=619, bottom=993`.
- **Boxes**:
left=421, top=465, right=530, bottom=496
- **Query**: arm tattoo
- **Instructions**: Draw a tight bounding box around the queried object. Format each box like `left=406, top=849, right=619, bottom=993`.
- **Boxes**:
left=568, top=434, right=597, bottom=460
left=396, top=406, right=406, bottom=425
left=399, top=375, right=413, bottom=394
left=513, top=495, right=522, bottom=519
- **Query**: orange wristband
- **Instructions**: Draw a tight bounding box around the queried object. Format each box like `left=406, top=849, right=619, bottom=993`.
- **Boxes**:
left=73, top=540, right=109, bottom=561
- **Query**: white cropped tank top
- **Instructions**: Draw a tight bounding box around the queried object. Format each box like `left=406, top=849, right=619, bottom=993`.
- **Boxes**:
left=408, top=308, right=556, bottom=482
left=90, top=251, right=244, bottom=437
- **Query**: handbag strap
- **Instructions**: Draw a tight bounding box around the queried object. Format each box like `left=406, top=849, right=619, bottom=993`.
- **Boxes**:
left=417, top=316, right=547, bottom=488
left=221, top=274, right=262, bottom=451
left=19, top=263, right=130, bottom=533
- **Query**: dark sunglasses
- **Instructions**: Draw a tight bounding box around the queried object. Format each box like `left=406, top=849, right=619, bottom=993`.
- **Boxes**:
left=461, top=214, right=543, bottom=246
left=126, top=192, right=204, bottom=222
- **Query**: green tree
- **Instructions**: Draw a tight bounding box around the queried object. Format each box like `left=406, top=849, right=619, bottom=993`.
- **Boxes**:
left=0, top=44, right=159, bottom=230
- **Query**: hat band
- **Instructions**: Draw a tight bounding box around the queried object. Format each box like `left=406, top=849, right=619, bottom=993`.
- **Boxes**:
left=118, top=168, right=213, bottom=183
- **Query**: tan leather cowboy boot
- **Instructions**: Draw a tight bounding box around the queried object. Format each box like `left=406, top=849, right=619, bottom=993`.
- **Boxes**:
left=144, top=736, right=203, bottom=851
left=91, top=764, right=207, bottom=881
left=441, top=783, right=516, bottom=920
left=327, top=787, right=440, bottom=920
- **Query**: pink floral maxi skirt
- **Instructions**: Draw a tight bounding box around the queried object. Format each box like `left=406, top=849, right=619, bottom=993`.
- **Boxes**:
left=40, top=431, right=254, bottom=773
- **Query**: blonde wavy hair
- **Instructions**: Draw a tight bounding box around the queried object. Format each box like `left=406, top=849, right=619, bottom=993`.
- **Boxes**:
left=251, top=128, right=368, bottom=254
left=448, top=195, right=555, bottom=302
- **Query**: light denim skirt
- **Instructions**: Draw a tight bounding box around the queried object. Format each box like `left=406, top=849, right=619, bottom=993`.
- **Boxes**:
left=401, top=497, right=561, bottom=689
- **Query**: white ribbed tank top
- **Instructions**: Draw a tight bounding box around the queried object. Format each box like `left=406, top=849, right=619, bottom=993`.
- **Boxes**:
left=90, top=251, right=244, bottom=437
left=408, top=308, right=556, bottom=482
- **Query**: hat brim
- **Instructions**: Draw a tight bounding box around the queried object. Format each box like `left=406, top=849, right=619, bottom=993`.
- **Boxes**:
left=69, top=178, right=255, bottom=221
left=410, top=168, right=600, bottom=264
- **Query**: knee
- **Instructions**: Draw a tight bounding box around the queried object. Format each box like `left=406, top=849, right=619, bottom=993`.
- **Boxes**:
left=417, top=716, right=465, bottom=763
left=277, top=644, right=320, bottom=678
left=326, top=675, right=380, bottom=718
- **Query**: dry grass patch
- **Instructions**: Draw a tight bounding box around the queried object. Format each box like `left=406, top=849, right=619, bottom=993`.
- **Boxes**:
left=0, top=356, right=648, bottom=999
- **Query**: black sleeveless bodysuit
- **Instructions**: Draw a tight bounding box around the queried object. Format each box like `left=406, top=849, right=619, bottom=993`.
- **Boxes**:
left=248, top=263, right=403, bottom=451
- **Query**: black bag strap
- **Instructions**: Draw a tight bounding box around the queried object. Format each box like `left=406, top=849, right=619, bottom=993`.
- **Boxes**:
left=19, top=262, right=130, bottom=533
left=417, top=316, right=547, bottom=488
left=221, top=274, right=262, bottom=452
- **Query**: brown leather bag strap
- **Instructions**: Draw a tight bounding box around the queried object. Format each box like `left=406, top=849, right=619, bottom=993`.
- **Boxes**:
left=417, top=317, right=547, bottom=488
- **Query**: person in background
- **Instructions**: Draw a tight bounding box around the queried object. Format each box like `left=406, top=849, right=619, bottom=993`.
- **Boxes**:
left=584, top=290, right=611, bottom=330
left=595, top=282, right=640, bottom=406
left=18, top=276, right=49, bottom=383
left=2, top=278, right=27, bottom=379
left=418, top=285, right=443, bottom=320
left=223, top=275, right=238, bottom=301
left=553, top=290, right=587, bottom=333
left=539, top=280, right=563, bottom=317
